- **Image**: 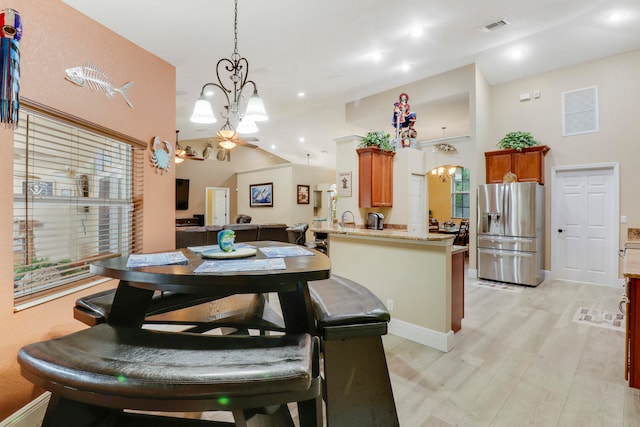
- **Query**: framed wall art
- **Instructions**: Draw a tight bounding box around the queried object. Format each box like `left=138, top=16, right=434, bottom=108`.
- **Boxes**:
left=337, top=171, right=352, bottom=197
left=297, top=185, right=310, bottom=204
left=249, top=182, right=273, bottom=207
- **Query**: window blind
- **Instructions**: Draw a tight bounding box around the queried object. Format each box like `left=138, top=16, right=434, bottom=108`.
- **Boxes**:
left=13, top=109, right=135, bottom=300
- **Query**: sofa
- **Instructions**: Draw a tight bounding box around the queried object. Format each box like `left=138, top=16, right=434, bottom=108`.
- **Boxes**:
left=175, top=223, right=297, bottom=249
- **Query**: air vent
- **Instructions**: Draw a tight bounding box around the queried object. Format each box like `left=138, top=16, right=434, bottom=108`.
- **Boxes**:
left=479, top=19, right=510, bottom=32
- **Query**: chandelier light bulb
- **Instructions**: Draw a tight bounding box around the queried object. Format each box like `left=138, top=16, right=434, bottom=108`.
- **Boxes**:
left=218, top=139, right=237, bottom=150
left=190, top=96, right=217, bottom=124
left=244, top=90, right=268, bottom=121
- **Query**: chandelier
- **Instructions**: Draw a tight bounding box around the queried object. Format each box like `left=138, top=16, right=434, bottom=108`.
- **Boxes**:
left=189, top=0, right=268, bottom=149
left=431, top=166, right=458, bottom=183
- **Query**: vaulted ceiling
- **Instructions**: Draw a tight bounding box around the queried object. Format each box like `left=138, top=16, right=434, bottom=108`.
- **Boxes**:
left=62, top=0, right=640, bottom=168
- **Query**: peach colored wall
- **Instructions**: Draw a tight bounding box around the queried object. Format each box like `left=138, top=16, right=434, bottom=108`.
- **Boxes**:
left=0, top=0, right=175, bottom=419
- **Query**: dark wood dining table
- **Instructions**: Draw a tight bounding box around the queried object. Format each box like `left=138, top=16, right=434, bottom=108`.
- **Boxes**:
left=437, top=227, right=459, bottom=234
left=89, top=241, right=331, bottom=333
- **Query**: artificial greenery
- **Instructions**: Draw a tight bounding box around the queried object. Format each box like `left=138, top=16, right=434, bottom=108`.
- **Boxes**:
left=497, top=131, right=539, bottom=151
left=358, top=130, right=396, bottom=152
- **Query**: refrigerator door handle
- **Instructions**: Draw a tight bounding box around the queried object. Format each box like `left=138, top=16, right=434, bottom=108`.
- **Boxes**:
left=489, top=250, right=534, bottom=258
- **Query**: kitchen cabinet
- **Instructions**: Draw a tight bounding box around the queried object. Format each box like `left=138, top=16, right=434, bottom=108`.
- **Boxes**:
left=485, top=145, right=549, bottom=184
left=624, top=249, right=640, bottom=389
left=357, top=147, right=395, bottom=208
left=626, top=277, right=640, bottom=388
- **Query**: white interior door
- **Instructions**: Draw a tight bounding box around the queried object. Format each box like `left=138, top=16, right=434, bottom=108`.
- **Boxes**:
left=410, top=174, right=426, bottom=234
left=205, top=187, right=229, bottom=226
left=552, top=164, right=619, bottom=285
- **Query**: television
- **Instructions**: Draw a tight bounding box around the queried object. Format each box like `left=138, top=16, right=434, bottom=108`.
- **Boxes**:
left=175, top=179, right=189, bottom=210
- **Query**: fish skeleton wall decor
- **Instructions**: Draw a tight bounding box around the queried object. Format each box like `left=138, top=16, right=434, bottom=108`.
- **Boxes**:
left=0, top=8, right=22, bottom=127
left=65, top=62, right=133, bottom=107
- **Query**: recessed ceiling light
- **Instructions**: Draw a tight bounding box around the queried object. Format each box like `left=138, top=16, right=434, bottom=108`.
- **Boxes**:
left=410, top=27, right=423, bottom=37
left=511, top=48, right=524, bottom=59
left=297, top=91, right=305, bottom=98
left=299, top=137, right=305, bottom=143
left=270, top=144, right=276, bottom=150
left=370, top=51, right=383, bottom=62
left=400, top=63, right=410, bottom=72
left=608, top=12, right=627, bottom=22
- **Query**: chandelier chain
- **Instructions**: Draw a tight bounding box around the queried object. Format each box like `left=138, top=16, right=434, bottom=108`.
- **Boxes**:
left=232, top=0, right=239, bottom=60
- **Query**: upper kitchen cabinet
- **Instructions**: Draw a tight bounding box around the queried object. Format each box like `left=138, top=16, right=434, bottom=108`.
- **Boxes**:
left=485, top=145, right=550, bottom=184
left=357, top=147, right=395, bottom=207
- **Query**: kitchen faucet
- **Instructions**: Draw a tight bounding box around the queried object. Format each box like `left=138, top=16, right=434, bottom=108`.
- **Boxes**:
left=339, top=210, right=355, bottom=230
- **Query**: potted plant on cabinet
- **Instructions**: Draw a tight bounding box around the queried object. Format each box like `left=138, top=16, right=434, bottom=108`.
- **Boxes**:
left=496, top=131, right=539, bottom=152
left=358, top=130, right=396, bottom=152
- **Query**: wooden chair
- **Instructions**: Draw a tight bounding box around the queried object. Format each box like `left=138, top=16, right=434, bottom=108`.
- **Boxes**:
left=454, top=220, right=469, bottom=246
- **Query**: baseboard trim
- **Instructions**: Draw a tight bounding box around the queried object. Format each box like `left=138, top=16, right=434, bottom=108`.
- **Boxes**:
left=0, top=392, right=49, bottom=427
left=388, top=318, right=454, bottom=352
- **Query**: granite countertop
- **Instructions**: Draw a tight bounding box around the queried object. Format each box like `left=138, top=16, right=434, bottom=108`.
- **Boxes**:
left=624, top=247, right=640, bottom=279
left=309, top=225, right=455, bottom=243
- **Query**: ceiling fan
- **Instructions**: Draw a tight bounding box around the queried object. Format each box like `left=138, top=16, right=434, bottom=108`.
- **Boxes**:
left=175, top=130, right=205, bottom=161
left=202, top=119, right=260, bottom=161
left=203, top=136, right=258, bottom=162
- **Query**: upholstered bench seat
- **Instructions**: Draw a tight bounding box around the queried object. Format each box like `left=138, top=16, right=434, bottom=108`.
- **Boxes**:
left=309, top=274, right=390, bottom=340
left=74, top=289, right=285, bottom=334
left=308, top=275, right=399, bottom=427
left=18, top=324, right=321, bottom=426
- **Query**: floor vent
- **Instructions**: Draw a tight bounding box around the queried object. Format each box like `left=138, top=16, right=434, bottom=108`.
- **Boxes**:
left=479, top=19, right=510, bottom=32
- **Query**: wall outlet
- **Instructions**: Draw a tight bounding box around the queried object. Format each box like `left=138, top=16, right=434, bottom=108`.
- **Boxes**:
left=386, top=298, right=394, bottom=311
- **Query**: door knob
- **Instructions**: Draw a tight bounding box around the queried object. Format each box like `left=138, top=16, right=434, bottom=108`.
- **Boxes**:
left=558, top=229, right=563, bottom=233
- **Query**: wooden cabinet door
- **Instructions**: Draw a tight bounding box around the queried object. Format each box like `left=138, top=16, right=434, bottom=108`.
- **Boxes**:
left=357, top=148, right=394, bottom=208
left=485, top=151, right=513, bottom=183
left=629, top=278, right=640, bottom=389
left=371, top=152, right=393, bottom=207
left=513, top=149, right=545, bottom=184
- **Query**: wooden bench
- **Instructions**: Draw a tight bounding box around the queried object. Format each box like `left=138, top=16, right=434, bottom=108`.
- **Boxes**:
left=18, top=324, right=321, bottom=427
left=308, top=275, right=399, bottom=427
left=74, top=290, right=285, bottom=335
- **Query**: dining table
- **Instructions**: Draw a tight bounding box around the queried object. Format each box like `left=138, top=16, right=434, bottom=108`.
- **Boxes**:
left=89, top=241, right=331, bottom=333
left=87, top=241, right=331, bottom=425
left=437, top=226, right=459, bottom=234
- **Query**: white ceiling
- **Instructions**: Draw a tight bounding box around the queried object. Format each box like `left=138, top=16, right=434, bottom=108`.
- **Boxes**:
left=61, top=0, right=640, bottom=169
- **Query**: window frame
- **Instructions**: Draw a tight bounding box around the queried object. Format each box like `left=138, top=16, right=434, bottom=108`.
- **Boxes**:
left=13, top=98, right=145, bottom=309
left=450, top=167, right=470, bottom=219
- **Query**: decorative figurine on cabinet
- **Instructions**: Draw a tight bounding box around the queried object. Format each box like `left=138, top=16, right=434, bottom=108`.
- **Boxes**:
left=391, top=92, right=417, bottom=148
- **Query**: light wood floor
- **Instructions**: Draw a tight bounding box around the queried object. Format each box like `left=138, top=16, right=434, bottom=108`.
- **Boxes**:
left=385, top=278, right=640, bottom=426
left=185, top=277, right=640, bottom=426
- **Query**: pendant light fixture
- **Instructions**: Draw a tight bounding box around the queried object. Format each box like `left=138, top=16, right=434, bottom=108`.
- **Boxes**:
left=190, top=0, right=268, bottom=143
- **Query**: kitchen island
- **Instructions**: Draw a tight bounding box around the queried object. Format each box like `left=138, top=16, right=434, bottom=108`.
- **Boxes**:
left=310, top=225, right=460, bottom=351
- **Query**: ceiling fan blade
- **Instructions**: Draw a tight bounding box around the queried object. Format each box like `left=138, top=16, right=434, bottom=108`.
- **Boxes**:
left=236, top=139, right=257, bottom=149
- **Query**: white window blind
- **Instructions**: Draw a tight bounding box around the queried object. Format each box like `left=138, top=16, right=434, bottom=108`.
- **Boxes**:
left=13, top=109, right=136, bottom=300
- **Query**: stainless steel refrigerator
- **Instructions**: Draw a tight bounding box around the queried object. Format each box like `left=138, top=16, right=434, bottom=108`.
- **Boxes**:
left=477, top=182, right=545, bottom=286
